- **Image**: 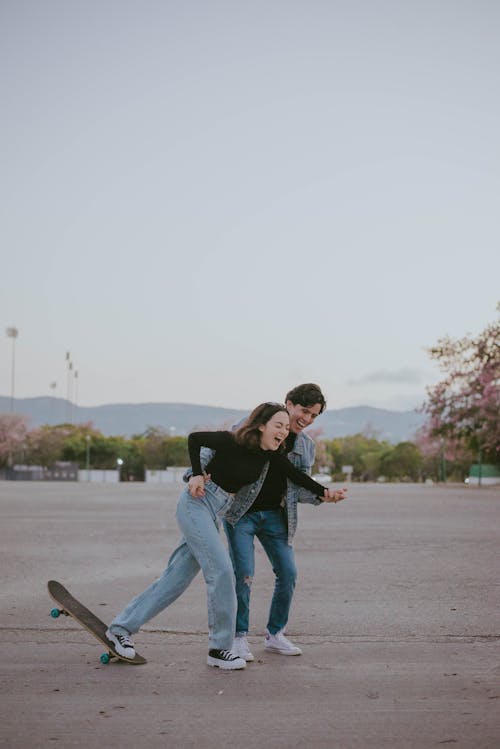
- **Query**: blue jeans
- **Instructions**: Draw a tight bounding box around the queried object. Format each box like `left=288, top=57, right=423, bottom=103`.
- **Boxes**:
left=110, top=482, right=236, bottom=651
left=224, top=510, right=297, bottom=636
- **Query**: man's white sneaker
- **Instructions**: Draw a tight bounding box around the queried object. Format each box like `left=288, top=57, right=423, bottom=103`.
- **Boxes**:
left=105, top=628, right=136, bottom=659
left=232, top=636, right=255, bottom=662
left=207, top=649, right=246, bottom=670
left=264, top=629, right=302, bottom=656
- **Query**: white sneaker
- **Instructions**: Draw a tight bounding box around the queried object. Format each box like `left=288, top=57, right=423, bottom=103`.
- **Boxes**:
left=207, top=649, right=246, bottom=670
left=232, top=636, right=255, bottom=662
left=105, top=628, right=136, bottom=659
left=264, top=629, right=302, bottom=656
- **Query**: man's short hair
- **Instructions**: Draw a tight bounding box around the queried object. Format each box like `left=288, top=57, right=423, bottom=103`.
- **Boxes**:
left=285, top=383, right=326, bottom=414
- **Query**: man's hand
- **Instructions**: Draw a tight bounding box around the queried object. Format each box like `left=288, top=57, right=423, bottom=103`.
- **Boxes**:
left=188, top=473, right=210, bottom=498
left=322, top=487, right=347, bottom=504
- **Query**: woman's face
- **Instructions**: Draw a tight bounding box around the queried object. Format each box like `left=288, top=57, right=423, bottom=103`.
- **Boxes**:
left=258, top=410, right=290, bottom=450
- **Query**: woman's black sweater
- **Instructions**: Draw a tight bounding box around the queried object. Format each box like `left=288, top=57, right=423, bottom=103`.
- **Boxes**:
left=188, top=431, right=324, bottom=498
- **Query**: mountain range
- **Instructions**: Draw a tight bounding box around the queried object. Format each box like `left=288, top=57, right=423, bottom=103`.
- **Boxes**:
left=0, top=396, right=425, bottom=443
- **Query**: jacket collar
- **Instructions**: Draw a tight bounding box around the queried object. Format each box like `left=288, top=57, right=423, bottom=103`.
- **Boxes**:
left=288, top=430, right=308, bottom=455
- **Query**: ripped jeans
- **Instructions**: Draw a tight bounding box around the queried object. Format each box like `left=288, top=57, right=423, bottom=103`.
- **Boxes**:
left=224, top=510, right=297, bottom=636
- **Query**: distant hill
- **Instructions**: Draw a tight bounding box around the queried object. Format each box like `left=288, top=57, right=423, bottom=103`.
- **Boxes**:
left=0, top=396, right=425, bottom=443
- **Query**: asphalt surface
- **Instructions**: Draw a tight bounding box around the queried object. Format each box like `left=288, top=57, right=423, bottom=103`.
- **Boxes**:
left=1, top=480, right=499, bottom=748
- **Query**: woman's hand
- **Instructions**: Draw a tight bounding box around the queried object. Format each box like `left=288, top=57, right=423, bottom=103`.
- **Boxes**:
left=323, top=487, right=347, bottom=504
left=188, top=473, right=210, bottom=498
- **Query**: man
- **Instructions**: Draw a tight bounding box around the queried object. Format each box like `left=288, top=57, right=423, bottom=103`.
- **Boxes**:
left=224, top=383, right=346, bottom=662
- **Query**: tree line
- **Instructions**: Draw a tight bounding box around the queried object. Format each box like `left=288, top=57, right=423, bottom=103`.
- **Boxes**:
left=0, top=417, right=476, bottom=483
left=1, top=305, right=497, bottom=482
left=0, top=421, right=190, bottom=481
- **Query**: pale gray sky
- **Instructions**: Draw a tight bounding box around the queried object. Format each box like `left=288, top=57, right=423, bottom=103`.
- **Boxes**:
left=1, top=0, right=499, bottom=412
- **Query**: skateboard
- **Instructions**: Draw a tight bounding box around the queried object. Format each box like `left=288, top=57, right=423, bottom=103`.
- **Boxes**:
left=47, top=579, right=147, bottom=665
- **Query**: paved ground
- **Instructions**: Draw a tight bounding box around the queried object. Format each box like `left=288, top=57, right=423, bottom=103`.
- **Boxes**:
left=1, top=481, right=499, bottom=748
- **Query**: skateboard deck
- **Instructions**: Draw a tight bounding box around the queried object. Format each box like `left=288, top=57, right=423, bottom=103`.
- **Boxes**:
left=47, top=580, right=146, bottom=665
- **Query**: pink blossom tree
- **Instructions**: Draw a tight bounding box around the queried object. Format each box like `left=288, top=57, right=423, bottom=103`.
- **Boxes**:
left=25, top=424, right=76, bottom=467
left=422, top=307, right=500, bottom=464
left=0, top=413, right=28, bottom=467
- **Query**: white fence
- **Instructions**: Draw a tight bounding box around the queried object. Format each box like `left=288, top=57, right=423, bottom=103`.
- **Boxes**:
left=77, top=469, right=120, bottom=483
left=75, top=467, right=189, bottom=483
left=145, top=468, right=188, bottom=484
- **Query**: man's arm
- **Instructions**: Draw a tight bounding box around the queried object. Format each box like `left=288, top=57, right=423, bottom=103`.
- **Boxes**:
left=293, top=433, right=317, bottom=504
left=293, top=434, right=346, bottom=505
left=183, top=446, right=215, bottom=482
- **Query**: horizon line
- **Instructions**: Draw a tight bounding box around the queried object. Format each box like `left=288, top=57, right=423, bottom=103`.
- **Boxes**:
left=0, top=394, right=422, bottom=415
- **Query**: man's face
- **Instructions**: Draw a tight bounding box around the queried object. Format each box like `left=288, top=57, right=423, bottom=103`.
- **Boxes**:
left=285, top=400, right=323, bottom=434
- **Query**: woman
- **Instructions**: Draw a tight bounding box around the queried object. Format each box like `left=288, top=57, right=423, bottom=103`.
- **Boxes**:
left=106, top=402, right=338, bottom=670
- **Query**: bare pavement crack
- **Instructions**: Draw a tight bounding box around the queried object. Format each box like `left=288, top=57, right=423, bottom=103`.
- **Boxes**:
left=1, top=626, right=499, bottom=643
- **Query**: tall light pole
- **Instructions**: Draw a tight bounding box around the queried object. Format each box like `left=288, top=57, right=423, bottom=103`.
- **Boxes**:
left=6, top=327, right=19, bottom=412
left=49, top=381, right=57, bottom=423
left=65, top=352, right=72, bottom=423
left=73, top=369, right=79, bottom=423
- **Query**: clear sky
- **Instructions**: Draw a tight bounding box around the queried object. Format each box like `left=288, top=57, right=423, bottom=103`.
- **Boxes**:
left=1, top=0, right=499, bottom=412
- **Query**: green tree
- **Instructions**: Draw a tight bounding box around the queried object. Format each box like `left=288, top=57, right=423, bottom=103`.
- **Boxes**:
left=59, top=424, right=100, bottom=465
left=379, top=442, right=423, bottom=482
left=120, top=439, right=145, bottom=481
left=324, top=434, right=390, bottom=481
left=135, top=427, right=170, bottom=469
left=164, top=436, right=189, bottom=466
left=133, top=429, right=189, bottom=470
left=87, top=434, right=130, bottom=469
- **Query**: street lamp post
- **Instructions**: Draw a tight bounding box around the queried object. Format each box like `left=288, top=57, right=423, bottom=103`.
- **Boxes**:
left=116, top=458, right=124, bottom=483
left=6, top=327, right=19, bottom=412
left=65, top=352, right=72, bottom=423
left=439, top=438, right=447, bottom=483
left=85, top=435, right=91, bottom=482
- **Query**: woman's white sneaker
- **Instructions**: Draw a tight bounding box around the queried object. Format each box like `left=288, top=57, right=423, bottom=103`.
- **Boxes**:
left=231, top=635, right=255, bottom=662
left=105, top=628, right=136, bottom=659
left=207, top=649, right=246, bottom=670
left=264, top=629, right=302, bottom=655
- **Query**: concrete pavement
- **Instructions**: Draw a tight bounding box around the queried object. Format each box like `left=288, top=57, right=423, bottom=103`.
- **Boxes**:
left=1, top=481, right=499, bottom=748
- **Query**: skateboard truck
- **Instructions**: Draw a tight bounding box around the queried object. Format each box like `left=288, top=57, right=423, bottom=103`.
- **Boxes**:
left=50, top=608, right=70, bottom=618
left=50, top=607, right=114, bottom=663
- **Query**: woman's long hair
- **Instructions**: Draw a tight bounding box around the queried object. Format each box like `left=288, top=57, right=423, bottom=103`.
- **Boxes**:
left=234, top=402, right=289, bottom=452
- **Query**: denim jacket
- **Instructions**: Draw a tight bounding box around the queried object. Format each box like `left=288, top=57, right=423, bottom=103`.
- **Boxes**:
left=183, top=430, right=322, bottom=543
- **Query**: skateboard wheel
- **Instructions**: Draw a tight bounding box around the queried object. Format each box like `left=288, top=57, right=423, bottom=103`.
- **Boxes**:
left=100, top=653, right=111, bottom=664
left=50, top=608, right=61, bottom=618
